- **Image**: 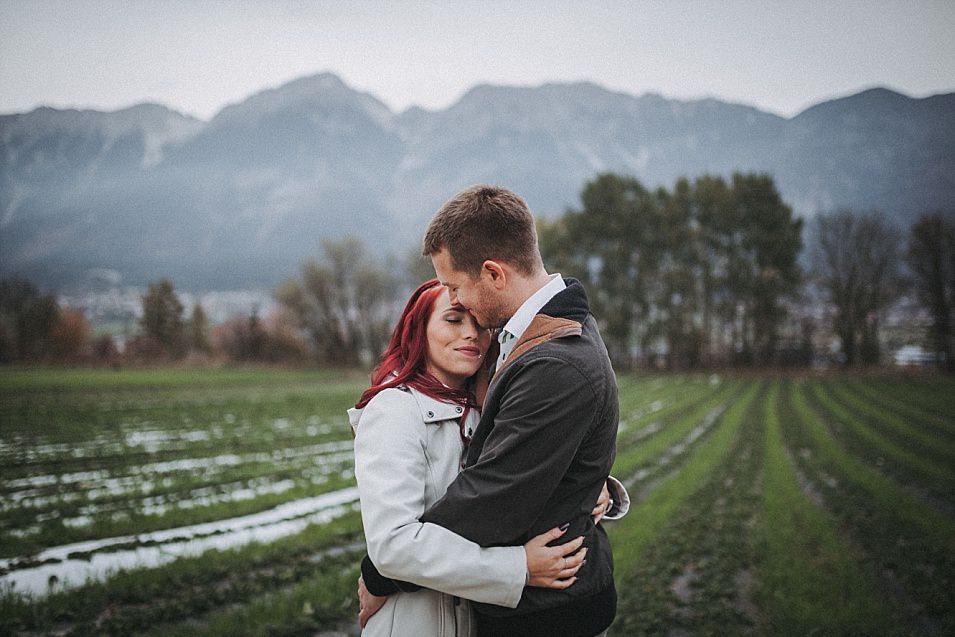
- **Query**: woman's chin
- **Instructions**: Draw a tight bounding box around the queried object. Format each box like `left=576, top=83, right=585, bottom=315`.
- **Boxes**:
left=465, top=363, right=486, bottom=378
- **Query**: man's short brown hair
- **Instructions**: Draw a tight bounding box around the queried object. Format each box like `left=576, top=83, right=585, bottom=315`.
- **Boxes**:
left=422, top=185, right=543, bottom=277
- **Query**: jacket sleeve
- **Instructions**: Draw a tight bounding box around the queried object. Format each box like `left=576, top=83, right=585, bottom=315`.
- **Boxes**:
left=353, top=389, right=526, bottom=607
left=360, top=554, right=420, bottom=595
left=420, top=357, right=601, bottom=545
left=602, top=475, right=631, bottom=520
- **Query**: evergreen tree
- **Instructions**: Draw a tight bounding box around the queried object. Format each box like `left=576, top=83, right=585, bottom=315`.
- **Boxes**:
left=189, top=303, right=211, bottom=353
left=0, top=278, right=61, bottom=362
left=140, top=279, right=186, bottom=358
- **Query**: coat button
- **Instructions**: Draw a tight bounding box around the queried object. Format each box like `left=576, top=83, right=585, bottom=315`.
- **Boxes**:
left=455, top=407, right=463, bottom=413
left=427, top=411, right=434, bottom=418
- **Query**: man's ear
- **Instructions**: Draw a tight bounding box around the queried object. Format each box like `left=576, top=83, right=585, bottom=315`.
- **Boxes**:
left=481, top=260, right=507, bottom=290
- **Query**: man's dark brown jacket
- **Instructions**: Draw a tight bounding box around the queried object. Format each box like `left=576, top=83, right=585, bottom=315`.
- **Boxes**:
left=420, top=278, right=619, bottom=635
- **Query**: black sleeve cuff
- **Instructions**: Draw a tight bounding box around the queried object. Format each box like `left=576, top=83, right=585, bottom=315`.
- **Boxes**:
left=360, top=554, right=422, bottom=595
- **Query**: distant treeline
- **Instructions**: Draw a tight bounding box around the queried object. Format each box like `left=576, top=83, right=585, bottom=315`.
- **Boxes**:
left=540, top=173, right=953, bottom=371
left=1, top=172, right=952, bottom=370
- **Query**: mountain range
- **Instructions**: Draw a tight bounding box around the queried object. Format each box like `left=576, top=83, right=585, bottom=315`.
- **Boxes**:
left=2, top=73, right=953, bottom=290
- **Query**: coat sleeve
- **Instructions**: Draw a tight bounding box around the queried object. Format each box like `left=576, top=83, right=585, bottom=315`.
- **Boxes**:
left=420, top=357, right=601, bottom=545
left=602, top=475, right=631, bottom=520
left=353, top=389, right=526, bottom=607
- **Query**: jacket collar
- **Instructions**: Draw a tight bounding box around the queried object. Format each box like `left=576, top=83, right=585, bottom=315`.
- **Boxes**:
left=494, top=278, right=589, bottom=376
left=408, top=385, right=467, bottom=424
left=538, top=277, right=590, bottom=323
left=347, top=384, right=465, bottom=435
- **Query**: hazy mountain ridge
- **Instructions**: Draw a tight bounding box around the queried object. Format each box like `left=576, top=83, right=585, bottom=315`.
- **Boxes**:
left=1, top=74, right=952, bottom=290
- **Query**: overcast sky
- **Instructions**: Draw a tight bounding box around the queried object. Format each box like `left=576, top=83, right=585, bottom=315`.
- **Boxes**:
left=2, top=0, right=953, bottom=120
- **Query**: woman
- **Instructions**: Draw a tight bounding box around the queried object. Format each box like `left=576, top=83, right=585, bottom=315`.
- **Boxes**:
left=348, top=279, right=592, bottom=636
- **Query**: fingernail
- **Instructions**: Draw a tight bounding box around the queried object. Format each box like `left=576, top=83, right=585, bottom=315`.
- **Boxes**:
left=559, top=523, right=570, bottom=531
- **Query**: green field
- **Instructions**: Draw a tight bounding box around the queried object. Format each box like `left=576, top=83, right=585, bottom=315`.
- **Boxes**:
left=1, top=368, right=953, bottom=636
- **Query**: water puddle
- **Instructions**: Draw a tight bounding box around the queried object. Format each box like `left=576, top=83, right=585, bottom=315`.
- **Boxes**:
left=618, top=400, right=667, bottom=433
left=2, top=440, right=354, bottom=509
left=624, top=404, right=727, bottom=488
left=671, top=562, right=698, bottom=603
left=0, top=486, right=359, bottom=597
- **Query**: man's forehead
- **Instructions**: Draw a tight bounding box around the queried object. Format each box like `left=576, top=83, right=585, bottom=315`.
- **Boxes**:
left=437, top=272, right=464, bottom=285
left=431, top=254, right=465, bottom=283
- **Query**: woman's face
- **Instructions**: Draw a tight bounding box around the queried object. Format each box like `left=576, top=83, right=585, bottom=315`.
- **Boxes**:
left=425, top=289, right=491, bottom=389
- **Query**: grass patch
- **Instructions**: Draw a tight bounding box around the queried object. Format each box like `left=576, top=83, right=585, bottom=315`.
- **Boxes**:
left=612, top=379, right=764, bottom=636
left=827, top=379, right=955, bottom=461
left=786, top=382, right=955, bottom=633
left=808, top=380, right=955, bottom=488
left=609, top=380, right=761, bottom=576
left=757, top=381, right=896, bottom=635
left=611, top=380, right=742, bottom=484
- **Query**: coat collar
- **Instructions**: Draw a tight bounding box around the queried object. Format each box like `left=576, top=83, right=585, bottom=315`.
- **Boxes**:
left=496, top=315, right=582, bottom=375
left=538, top=277, right=590, bottom=323
left=408, top=385, right=467, bottom=424
left=347, top=384, right=465, bottom=436
left=493, top=278, right=589, bottom=376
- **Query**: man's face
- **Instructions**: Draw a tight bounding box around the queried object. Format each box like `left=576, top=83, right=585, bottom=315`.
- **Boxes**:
left=431, top=249, right=509, bottom=329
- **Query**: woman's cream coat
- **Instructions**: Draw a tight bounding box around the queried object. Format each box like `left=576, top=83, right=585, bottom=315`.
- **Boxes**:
left=349, top=386, right=526, bottom=637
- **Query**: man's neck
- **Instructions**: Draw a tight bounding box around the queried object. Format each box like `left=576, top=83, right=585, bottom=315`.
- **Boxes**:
left=507, top=270, right=554, bottom=316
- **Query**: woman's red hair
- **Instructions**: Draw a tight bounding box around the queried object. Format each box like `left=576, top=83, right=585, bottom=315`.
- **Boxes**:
left=355, top=279, right=477, bottom=435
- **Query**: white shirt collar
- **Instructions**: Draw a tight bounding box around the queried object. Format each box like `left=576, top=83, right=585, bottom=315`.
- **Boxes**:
left=500, top=273, right=565, bottom=347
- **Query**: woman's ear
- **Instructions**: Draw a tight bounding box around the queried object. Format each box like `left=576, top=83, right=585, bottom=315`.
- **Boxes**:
left=481, top=260, right=507, bottom=290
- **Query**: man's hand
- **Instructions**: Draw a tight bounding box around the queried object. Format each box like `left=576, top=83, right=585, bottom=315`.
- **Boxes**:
left=591, top=481, right=613, bottom=524
left=357, top=576, right=387, bottom=628
left=523, top=526, right=587, bottom=588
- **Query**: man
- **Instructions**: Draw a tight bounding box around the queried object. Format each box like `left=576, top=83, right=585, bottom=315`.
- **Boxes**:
left=365, top=185, right=620, bottom=636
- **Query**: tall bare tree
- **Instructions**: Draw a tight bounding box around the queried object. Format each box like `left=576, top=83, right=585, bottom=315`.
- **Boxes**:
left=908, top=212, right=955, bottom=371
left=814, top=210, right=900, bottom=365
left=276, top=238, right=397, bottom=366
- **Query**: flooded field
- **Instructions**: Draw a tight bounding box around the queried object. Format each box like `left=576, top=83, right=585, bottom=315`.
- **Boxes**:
left=1, top=369, right=953, bottom=636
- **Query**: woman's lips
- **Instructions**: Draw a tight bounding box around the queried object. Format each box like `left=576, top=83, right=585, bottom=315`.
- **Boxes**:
left=456, top=346, right=481, bottom=356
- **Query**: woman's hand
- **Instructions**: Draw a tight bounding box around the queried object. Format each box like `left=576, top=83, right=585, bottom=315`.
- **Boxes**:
left=357, top=576, right=388, bottom=628
left=523, top=526, right=587, bottom=588
left=591, top=481, right=613, bottom=524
